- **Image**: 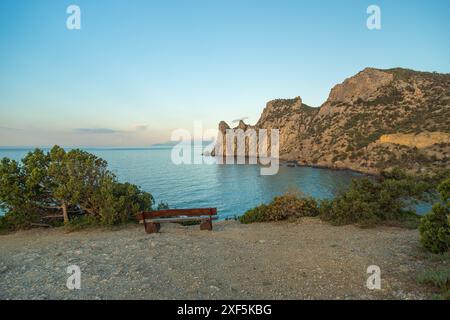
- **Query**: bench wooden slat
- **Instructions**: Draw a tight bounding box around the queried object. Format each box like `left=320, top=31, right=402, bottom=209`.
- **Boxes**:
left=141, top=216, right=219, bottom=223
left=42, top=215, right=64, bottom=219
left=139, top=208, right=217, bottom=220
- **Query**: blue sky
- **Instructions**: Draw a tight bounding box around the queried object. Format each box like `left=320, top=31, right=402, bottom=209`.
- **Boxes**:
left=1, top=0, right=449, bottom=147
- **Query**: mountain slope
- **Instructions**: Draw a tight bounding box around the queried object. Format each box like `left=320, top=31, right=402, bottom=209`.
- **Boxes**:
left=214, top=68, right=450, bottom=174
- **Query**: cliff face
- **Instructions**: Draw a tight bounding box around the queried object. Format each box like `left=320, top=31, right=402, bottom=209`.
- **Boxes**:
left=214, top=68, right=450, bottom=175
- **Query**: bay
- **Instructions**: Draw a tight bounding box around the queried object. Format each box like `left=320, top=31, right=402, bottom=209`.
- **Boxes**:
left=0, top=146, right=363, bottom=219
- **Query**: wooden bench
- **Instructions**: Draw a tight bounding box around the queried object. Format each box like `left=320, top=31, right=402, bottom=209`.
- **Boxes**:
left=137, top=208, right=218, bottom=234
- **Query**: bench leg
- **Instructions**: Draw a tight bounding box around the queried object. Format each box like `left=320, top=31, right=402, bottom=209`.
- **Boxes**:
left=200, top=219, right=212, bottom=231
left=145, top=222, right=160, bottom=234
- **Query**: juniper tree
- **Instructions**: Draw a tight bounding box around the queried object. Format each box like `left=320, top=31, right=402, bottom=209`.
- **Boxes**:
left=0, top=146, right=153, bottom=229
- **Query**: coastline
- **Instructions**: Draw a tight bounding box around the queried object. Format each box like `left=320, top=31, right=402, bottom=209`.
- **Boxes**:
left=204, top=153, right=375, bottom=177
left=281, top=160, right=375, bottom=177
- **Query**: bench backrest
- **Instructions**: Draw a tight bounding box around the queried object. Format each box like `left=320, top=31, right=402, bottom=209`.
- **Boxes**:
left=138, top=208, right=217, bottom=220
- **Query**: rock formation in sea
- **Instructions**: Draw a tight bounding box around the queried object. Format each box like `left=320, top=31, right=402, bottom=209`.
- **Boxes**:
left=212, top=68, right=450, bottom=175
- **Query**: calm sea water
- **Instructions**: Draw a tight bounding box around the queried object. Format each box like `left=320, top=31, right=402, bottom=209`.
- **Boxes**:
left=0, top=146, right=366, bottom=219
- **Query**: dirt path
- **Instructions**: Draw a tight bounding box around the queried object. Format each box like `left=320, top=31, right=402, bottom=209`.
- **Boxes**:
left=0, top=218, right=436, bottom=299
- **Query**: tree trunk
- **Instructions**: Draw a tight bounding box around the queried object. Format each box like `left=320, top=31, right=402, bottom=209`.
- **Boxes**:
left=80, top=205, right=96, bottom=215
left=62, top=201, right=69, bottom=223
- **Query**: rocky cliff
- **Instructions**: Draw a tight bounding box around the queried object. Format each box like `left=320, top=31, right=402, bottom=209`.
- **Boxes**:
left=213, top=68, right=450, bottom=175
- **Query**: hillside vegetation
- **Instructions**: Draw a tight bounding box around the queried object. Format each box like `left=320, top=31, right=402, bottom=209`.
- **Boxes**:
left=214, top=68, right=450, bottom=175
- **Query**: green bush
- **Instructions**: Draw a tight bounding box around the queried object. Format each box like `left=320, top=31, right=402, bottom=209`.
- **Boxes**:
left=156, top=201, right=170, bottom=210
left=239, top=194, right=319, bottom=224
left=94, top=180, right=153, bottom=226
left=265, top=194, right=319, bottom=221
left=239, top=169, right=441, bottom=229
left=438, top=178, right=450, bottom=204
left=318, top=181, right=380, bottom=227
left=65, top=215, right=100, bottom=231
left=0, top=146, right=154, bottom=230
left=319, top=176, right=426, bottom=227
left=0, top=207, right=40, bottom=232
left=239, top=204, right=269, bottom=224
left=419, top=179, right=450, bottom=254
left=417, top=267, right=450, bottom=299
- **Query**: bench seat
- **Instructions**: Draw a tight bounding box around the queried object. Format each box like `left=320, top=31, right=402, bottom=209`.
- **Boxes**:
left=141, top=216, right=219, bottom=223
left=137, top=208, right=218, bottom=234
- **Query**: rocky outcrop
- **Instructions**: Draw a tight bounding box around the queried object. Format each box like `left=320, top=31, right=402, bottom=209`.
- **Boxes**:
left=376, top=132, right=450, bottom=149
left=212, top=68, right=450, bottom=175
left=318, top=68, right=394, bottom=116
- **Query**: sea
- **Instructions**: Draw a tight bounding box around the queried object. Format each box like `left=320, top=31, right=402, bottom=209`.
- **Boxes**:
left=0, top=145, right=430, bottom=219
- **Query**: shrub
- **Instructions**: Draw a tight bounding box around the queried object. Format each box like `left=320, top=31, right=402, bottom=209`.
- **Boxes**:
left=419, top=179, right=450, bottom=254
left=156, top=201, right=170, bottom=210
left=0, top=207, right=41, bottom=232
left=239, top=205, right=268, bottom=224
left=419, top=204, right=450, bottom=253
left=417, top=267, right=450, bottom=299
left=318, top=174, right=428, bottom=227
left=240, top=170, right=434, bottom=227
left=318, top=180, right=381, bottom=227
left=93, top=180, right=153, bottom=226
left=0, top=146, right=154, bottom=230
left=437, top=178, right=450, bottom=204
left=65, top=215, right=100, bottom=231
left=265, top=194, right=319, bottom=221
left=239, top=194, right=319, bottom=224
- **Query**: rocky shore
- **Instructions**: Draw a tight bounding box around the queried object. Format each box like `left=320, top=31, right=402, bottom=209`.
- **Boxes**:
left=212, top=68, right=450, bottom=175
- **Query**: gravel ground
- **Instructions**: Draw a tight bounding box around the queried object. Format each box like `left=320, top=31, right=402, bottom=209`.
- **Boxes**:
left=0, top=218, right=437, bottom=299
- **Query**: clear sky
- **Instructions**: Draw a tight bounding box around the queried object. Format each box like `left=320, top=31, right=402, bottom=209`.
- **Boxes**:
left=1, top=0, right=449, bottom=147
